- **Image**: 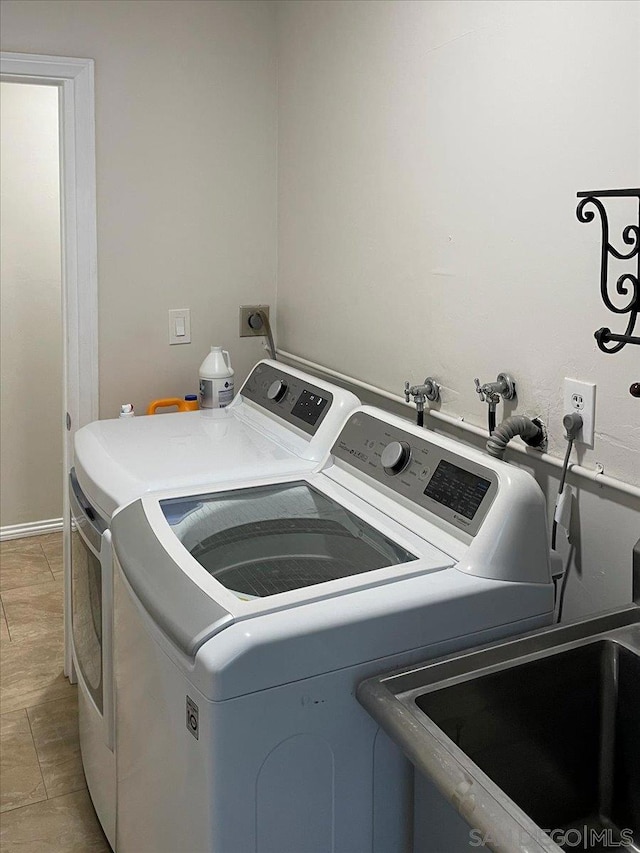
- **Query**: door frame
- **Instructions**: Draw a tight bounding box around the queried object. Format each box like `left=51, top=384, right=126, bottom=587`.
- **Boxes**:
left=1, top=52, right=99, bottom=678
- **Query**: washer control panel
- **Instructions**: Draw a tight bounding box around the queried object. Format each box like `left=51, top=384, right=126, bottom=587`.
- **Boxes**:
left=241, top=363, right=333, bottom=436
left=331, top=412, right=498, bottom=536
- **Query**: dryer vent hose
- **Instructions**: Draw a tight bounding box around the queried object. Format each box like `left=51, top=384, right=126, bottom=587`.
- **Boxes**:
left=486, top=415, right=546, bottom=460
left=248, top=310, right=277, bottom=361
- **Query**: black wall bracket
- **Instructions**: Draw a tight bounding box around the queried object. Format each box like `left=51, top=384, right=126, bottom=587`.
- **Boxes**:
left=576, top=188, right=639, bottom=355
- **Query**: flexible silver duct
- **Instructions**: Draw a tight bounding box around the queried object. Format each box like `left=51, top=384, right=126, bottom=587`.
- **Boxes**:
left=248, top=309, right=277, bottom=360
left=486, top=415, right=545, bottom=460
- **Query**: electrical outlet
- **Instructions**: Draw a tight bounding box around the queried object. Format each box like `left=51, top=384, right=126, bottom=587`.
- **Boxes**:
left=563, top=378, right=596, bottom=447
left=239, top=304, right=270, bottom=337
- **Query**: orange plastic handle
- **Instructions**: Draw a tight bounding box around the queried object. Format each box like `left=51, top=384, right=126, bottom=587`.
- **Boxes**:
left=146, top=398, right=184, bottom=415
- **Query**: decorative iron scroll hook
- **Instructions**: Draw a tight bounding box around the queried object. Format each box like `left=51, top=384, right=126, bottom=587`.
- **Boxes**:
left=576, top=188, right=640, bottom=357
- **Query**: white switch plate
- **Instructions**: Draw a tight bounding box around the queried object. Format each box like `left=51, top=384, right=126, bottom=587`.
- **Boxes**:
left=169, top=309, right=191, bottom=345
left=563, top=378, right=596, bottom=447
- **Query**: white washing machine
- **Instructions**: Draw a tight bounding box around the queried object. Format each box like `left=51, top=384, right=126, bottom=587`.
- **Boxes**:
left=111, top=405, right=555, bottom=853
left=69, top=360, right=359, bottom=848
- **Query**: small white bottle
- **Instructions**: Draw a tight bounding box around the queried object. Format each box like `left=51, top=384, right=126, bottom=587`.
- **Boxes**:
left=199, top=347, right=234, bottom=409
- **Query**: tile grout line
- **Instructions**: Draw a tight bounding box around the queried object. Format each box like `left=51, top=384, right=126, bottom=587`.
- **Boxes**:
left=39, top=539, right=58, bottom=582
left=0, top=708, right=48, bottom=814
left=0, top=536, right=58, bottom=593
left=42, top=546, right=60, bottom=578
left=0, top=787, right=89, bottom=816
left=1, top=590, right=65, bottom=646
left=1, top=596, right=12, bottom=642
left=25, top=706, right=51, bottom=800
left=25, top=693, right=90, bottom=806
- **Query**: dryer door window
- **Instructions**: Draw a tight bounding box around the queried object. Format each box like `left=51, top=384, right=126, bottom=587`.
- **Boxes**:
left=71, top=524, right=103, bottom=711
left=162, top=482, right=416, bottom=599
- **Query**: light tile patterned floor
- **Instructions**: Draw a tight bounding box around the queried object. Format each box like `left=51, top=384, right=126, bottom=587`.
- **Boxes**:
left=0, top=533, right=110, bottom=852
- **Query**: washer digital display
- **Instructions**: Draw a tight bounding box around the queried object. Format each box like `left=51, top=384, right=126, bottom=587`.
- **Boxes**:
left=290, top=390, right=329, bottom=426
left=424, top=460, right=491, bottom=520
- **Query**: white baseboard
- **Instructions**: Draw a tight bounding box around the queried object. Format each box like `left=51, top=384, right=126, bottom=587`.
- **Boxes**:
left=0, top=518, right=64, bottom=542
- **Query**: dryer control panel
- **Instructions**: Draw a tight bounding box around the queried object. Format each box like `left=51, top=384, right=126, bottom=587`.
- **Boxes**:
left=241, top=363, right=333, bottom=437
left=331, top=412, right=498, bottom=537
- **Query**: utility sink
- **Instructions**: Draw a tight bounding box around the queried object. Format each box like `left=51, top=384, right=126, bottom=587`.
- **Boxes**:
left=358, top=606, right=640, bottom=853
left=417, top=639, right=640, bottom=850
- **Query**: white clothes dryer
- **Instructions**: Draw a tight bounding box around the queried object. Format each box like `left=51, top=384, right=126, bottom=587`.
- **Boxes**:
left=111, top=405, right=555, bottom=853
left=69, top=360, right=360, bottom=848
left=74, top=360, right=360, bottom=522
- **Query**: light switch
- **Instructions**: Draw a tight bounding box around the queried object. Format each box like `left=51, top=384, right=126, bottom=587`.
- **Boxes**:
left=169, top=309, right=191, bottom=345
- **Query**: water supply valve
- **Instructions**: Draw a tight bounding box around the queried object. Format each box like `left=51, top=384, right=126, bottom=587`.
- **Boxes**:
left=404, top=377, right=440, bottom=427
left=474, top=373, right=516, bottom=434
left=474, top=373, right=516, bottom=405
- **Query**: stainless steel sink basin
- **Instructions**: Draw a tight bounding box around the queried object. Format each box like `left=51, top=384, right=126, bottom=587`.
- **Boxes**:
left=417, top=638, right=640, bottom=851
left=358, top=606, right=640, bottom=853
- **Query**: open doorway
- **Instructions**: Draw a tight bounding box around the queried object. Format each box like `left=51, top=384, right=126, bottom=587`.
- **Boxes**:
left=1, top=52, right=99, bottom=678
left=1, top=81, right=63, bottom=534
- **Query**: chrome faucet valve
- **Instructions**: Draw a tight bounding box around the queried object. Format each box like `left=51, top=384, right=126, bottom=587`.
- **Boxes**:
left=404, top=377, right=440, bottom=427
left=474, top=377, right=487, bottom=403
left=405, top=377, right=440, bottom=405
left=474, top=373, right=516, bottom=405
left=475, top=373, right=516, bottom=434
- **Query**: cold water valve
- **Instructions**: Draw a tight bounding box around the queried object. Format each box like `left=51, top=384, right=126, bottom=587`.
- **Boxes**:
left=404, top=378, right=440, bottom=427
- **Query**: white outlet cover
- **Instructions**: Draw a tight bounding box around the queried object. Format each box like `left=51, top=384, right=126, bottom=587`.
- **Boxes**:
left=563, top=378, right=596, bottom=447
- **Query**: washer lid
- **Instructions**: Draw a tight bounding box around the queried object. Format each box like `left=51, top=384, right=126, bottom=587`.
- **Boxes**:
left=161, top=481, right=417, bottom=600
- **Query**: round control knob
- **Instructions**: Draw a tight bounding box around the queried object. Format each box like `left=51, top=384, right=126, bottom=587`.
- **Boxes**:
left=267, top=379, right=288, bottom=402
left=381, top=440, right=411, bottom=475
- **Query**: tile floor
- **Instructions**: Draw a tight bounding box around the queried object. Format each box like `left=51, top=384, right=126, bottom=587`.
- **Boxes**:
left=0, top=533, right=110, bottom=852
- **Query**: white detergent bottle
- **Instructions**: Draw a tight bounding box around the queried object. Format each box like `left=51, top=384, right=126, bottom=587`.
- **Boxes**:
left=199, top=346, right=234, bottom=409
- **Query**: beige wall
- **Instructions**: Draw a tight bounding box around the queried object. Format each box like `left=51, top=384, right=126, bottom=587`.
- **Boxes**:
left=277, top=0, right=639, bottom=485
left=276, top=0, right=640, bottom=619
left=1, top=82, right=62, bottom=526
left=1, top=0, right=278, bottom=419
left=1, top=1, right=638, bottom=616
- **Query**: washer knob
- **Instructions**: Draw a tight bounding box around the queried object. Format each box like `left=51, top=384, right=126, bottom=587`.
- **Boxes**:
left=267, top=379, right=288, bottom=402
left=381, top=440, right=411, bottom=475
